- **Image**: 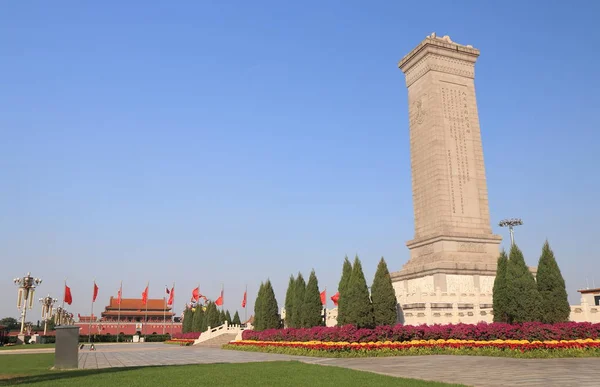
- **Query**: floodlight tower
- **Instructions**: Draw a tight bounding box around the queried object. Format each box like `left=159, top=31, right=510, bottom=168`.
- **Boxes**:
left=498, top=218, right=523, bottom=246
left=13, top=273, right=42, bottom=335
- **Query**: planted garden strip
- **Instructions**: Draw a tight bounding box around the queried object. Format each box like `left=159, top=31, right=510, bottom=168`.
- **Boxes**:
left=242, top=322, right=600, bottom=343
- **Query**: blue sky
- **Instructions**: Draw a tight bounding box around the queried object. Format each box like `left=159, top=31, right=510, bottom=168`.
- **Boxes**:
left=1, top=1, right=599, bottom=320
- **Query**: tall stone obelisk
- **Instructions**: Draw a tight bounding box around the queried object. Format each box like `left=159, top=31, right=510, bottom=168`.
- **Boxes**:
left=391, top=33, right=502, bottom=324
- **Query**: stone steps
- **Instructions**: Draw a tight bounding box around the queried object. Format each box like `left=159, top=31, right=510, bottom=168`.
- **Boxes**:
left=193, top=333, right=238, bottom=348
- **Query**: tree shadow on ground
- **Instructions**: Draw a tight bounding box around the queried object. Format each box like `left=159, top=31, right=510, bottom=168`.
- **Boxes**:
left=0, top=366, right=146, bottom=386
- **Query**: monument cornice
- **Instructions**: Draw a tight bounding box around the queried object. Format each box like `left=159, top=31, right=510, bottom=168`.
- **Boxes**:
left=406, top=233, right=502, bottom=249
left=398, top=33, right=480, bottom=73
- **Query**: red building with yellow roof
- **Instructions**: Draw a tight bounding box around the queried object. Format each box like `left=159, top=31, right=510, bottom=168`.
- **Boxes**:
left=77, top=296, right=182, bottom=336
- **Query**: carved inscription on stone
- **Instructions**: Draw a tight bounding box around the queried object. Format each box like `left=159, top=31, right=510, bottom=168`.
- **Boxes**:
left=446, top=275, right=475, bottom=294
left=441, top=86, right=472, bottom=215
left=458, top=242, right=486, bottom=253
left=410, top=94, right=428, bottom=127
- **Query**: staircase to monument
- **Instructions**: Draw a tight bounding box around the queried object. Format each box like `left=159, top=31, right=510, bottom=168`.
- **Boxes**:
left=193, top=333, right=238, bottom=347
left=193, top=321, right=249, bottom=347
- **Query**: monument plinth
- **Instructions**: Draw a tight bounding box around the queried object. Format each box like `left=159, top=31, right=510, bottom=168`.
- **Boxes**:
left=391, top=33, right=502, bottom=324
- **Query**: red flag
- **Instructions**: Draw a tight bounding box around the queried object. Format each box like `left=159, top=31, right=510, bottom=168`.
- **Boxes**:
left=93, top=282, right=99, bottom=302
left=215, top=289, right=224, bottom=306
left=141, top=285, right=149, bottom=306
left=192, top=287, right=200, bottom=302
left=64, top=285, right=73, bottom=305
left=167, top=286, right=175, bottom=306
left=320, top=290, right=326, bottom=305
left=165, top=286, right=170, bottom=295
left=331, top=292, right=339, bottom=306
left=117, top=288, right=122, bottom=305
left=241, top=291, right=247, bottom=308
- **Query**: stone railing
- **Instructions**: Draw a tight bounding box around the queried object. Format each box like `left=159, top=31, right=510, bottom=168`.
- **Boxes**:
left=193, top=321, right=252, bottom=345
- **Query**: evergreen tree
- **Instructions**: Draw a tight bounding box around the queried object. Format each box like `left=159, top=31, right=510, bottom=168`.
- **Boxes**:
left=371, top=257, right=397, bottom=326
left=254, top=282, right=265, bottom=331
left=192, top=306, right=204, bottom=332
left=219, top=309, right=226, bottom=324
left=182, top=308, right=193, bottom=333
left=506, top=244, right=542, bottom=323
left=200, top=305, right=208, bottom=332
left=225, top=310, right=232, bottom=324
left=336, top=256, right=353, bottom=326
left=537, top=240, right=570, bottom=323
left=284, top=275, right=296, bottom=328
left=302, top=269, right=324, bottom=328
left=345, top=256, right=374, bottom=328
left=262, top=280, right=281, bottom=329
left=232, top=311, right=241, bottom=325
left=205, top=302, right=221, bottom=328
left=292, top=273, right=306, bottom=328
left=492, top=250, right=509, bottom=323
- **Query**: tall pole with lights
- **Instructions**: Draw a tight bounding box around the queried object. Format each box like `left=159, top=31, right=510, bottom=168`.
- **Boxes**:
left=13, top=273, right=42, bottom=337
left=498, top=218, right=523, bottom=246
left=39, top=295, right=57, bottom=335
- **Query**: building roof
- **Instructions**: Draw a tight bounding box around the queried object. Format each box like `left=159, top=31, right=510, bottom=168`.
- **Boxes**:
left=105, top=297, right=171, bottom=311
left=101, top=311, right=174, bottom=317
left=578, top=288, right=600, bottom=294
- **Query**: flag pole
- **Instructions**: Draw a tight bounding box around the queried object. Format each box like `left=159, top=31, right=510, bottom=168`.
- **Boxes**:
left=163, top=290, right=166, bottom=335
left=170, top=282, right=175, bottom=336
left=117, top=281, right=122, bottom=342
left=244, top=284, right=247, bottom=325
left=88, top=279, right=95, bottom=343
left=62, top=279, right=67, bottom=311
left=222, top=283, right=224, bottom=311
left=144, top=282, right=149, bottom=340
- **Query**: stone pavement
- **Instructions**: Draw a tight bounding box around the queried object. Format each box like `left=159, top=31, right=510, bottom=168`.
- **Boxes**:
left=7, top=343, right=600, bottom=386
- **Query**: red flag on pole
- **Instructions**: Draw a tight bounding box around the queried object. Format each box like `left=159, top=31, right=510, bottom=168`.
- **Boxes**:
left=241, top=291, right=247, bottom=308
left=64, top=285, right=73, bottom=305
left=215, top=288, right=224, bottom=306
left=331, top=292, right=339, bottom=306
left=168, top=286, right=175, bottom=306
left=142, top=285, right=149, bottom=306
left=117, top=288, right=122, bottom=305
left=192, top=287, right=200, bottom=302
left=93, top=282, right=99, bottom=302
left=320, top=290, right=326, bottom=305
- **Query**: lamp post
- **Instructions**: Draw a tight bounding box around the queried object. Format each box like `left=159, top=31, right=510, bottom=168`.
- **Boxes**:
left=13, top=273, right=42, bottom=336
left=39, top=295, right=57, bottom=335
left=498, top=218, right=523, bottom=246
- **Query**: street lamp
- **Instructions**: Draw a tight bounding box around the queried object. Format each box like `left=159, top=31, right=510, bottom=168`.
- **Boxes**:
left=39, top=295, right=58, bottom=335
left=13, top=273, right=42, bottom=336
left=498, top=218, right=523, bottom=246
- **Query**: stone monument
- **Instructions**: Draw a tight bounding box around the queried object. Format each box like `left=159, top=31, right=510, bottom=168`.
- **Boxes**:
left=391, top=33, right=502, bottom=325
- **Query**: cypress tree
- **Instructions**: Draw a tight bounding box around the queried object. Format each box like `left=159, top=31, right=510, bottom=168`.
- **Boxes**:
left=219, top=309, right=226, bottom=324
left=182, top=308, right=193, bottom=333
left=200, top=305, right=208, bottom=331
left=205, top=302, right=221, bottom=328
left=336, top=256, right=353, bottom=326
left=302, top=269, right=324, bottom=328
left=284, top=275, right=296, bottom=328
left=192, top=306, right=204, bottom=332
left=506, top=244, right=542, bottom=323
left=371, top=257, right=397, bottom=326
left=537, top=240, right=570, bottom=323
left=492, top=250, right=509, bottom=323
left=262, top=280, right=281, bottom=329
left=254, top=282, right=265, bottom=331
left=292, top=273, right=306, bottom=328
left=232, top=310, right=241, bottom=325
left=345, top=256, right=374, bottom=328
left=225, top=310, right=232, bottom=324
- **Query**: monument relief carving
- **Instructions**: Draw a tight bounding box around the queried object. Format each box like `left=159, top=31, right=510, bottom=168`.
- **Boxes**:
left=458, top=242, right=486, bottom=253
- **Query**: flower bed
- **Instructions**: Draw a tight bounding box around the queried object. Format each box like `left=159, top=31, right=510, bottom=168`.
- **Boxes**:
left=171, top=332, right=201, bottom=340
left=242, top=322, right=600, bottom=343
left=226, top=338, right=600, bottom=358
left=165, top=338, right=195, bottom=346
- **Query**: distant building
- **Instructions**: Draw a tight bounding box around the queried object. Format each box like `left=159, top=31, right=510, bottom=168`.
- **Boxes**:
left=77, top=296, right=182, bottom=336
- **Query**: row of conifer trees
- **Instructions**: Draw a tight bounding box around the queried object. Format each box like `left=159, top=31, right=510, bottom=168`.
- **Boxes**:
left=492, top=241, right=570, bottom=324
left=251, top=256, right=399, bottom=331
left=182, top=302, right=242, bottom=333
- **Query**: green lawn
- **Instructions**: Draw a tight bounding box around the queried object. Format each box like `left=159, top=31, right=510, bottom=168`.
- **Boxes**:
left=0, top=353, right=464, bottom=387
left=0, top=344, right=55, bottom=351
